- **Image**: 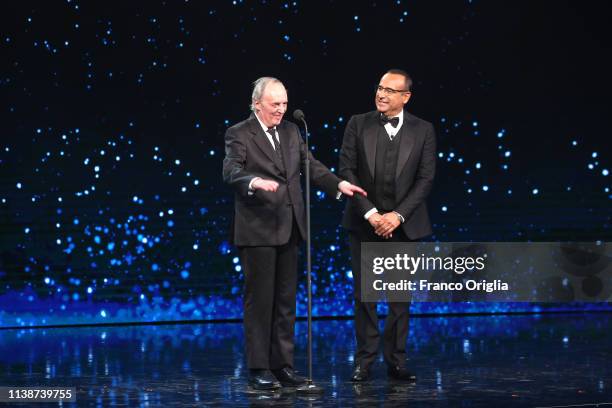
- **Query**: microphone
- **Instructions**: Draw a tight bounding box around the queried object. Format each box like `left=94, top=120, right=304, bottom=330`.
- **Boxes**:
left=293, top=109, right=305, bottom=122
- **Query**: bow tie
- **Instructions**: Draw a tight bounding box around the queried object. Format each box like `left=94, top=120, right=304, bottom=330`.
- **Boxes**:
left=380, top=114, right=400, bottom=128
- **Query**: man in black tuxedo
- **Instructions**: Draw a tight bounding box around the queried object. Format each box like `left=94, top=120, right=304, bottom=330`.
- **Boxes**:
left=339, top=69, right=436, bottom=382
left=223, top=77, right=365, bottom=390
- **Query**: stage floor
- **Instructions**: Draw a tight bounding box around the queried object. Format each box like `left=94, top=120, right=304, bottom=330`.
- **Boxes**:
left=1, top=313, right=610, bottom=407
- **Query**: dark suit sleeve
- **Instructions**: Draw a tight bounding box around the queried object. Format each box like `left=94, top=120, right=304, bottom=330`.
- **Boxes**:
left=394, top=123, right=437, bottom=219
left=339, top=115, right=376, bottom=215
left=297, top=126, right=341, bottom=196
left=222, top=125, right=257, bottom=197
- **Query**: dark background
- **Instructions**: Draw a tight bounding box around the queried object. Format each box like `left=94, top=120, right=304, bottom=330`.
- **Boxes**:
left=0, top=0, right=610, bottom=327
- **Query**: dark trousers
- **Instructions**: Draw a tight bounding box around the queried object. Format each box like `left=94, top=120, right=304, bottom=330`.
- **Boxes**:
left=238, top=223, right=299, bottom=370
left=349, top=227, right=410, bottom=369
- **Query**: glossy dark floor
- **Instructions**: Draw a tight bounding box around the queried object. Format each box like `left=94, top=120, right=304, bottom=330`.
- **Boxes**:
left=1, top=313, right=611, bottom=407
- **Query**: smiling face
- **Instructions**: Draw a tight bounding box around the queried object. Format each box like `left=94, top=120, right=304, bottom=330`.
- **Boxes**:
left=375, top=73, right=411, bottom=117
left=254, top=81, right=288, bottom=128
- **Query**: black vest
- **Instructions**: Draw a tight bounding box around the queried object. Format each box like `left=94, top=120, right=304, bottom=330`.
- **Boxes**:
left=374, top=126, right=401, bottom=211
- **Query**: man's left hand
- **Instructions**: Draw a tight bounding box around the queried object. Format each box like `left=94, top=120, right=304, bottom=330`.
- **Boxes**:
left=338, top=181, right=367, bottom=197
left=374, top=212, right=401, bottom=238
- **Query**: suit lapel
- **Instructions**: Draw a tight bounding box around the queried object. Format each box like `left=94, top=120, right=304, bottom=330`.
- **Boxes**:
left=395, top=112, right=416, bottom=179
left=278, top=122, right=293, bottom=170
left=247, top=115, right=283, bottom=171
left=363, top=113, right=379, bottom=179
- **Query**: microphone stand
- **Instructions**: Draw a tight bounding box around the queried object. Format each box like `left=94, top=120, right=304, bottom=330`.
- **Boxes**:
left=295, top=113, right=324, bottom=395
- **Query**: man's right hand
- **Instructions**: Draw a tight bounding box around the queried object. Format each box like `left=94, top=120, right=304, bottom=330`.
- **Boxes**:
left=251, top=178, right=279, bottom=192
left=367, top=212, right=383, bottom=229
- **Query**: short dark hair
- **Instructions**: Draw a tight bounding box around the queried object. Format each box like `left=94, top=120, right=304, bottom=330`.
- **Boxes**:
left=385, top=68, right=413, bottom=91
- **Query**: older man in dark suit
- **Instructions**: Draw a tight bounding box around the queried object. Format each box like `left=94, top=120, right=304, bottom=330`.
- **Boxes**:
left=223, top=77, right=365, bottom=390
left=339, top=69, right=436, bottom=382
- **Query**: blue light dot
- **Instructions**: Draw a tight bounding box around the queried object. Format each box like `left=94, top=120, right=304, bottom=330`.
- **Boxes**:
left=504, top=151, right=511, bottom=157
left=354, top=15, right=359, bottom=20
left=507, top=189, right=512, bottom=195
left=16, top=182, right=22, bottom=189
left=167, top=220, right=174, bottom=227
left=592, top=152, right=598, bottom=158
left=232, top=257, right=239, bottom=264
left=175, top=159, right=181, bottom=165
left=25, top=227, right=30, bottom=234
left=151, top=263, right=159, bottom=271
left=472, top=121, right=478, bottom=127
left=100, top=310, right=107, bottom=317
left=234, top=265, right=242, bottom=272
left=588, top=164, right=594, bottom=170
left=475, top=163, right=481, bottom=169
left=87, top=287, right=93, bottom=294
left=482, top=185, right=489, bottom=192
left=193, top=244, right=199, bottom=250
left=209, top=150, right=215, bottom=155
left=532, top=188, right=539, bottom=194
left=571, top=140, right=577, bottom=146
left=603, top=169, right=609, bottom=176
left=181, top=270, right=190, bottom=279
left=442, top=206, right=448, bottom=212
left=44, top=277, right=50, bottom=284
left=194, top=179, right=200, bottom=185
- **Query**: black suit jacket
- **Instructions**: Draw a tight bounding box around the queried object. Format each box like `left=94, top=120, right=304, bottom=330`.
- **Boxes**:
left=223, top=114, right=341, bottom=246
left=339, top=110, right=436, bottom=240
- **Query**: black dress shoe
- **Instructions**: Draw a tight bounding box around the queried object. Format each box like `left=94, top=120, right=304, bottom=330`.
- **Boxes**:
left=271, top=367, right=306, bottom=387
left=248, top=369, right=281, bottom=390
left=387, top=365, right=416, bottom=382
left=350, top=365, right=370, bottom=382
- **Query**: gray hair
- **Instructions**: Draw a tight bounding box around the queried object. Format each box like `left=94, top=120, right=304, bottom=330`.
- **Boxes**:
left=250, top=76, right=283, bottom=112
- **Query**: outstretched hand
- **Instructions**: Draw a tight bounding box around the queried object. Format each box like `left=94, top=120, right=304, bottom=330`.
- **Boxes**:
left=338, top=181, right=367, bottom=197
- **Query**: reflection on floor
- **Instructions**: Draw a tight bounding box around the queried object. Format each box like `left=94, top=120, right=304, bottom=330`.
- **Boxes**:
left=1, top=313, right=611, bottom=407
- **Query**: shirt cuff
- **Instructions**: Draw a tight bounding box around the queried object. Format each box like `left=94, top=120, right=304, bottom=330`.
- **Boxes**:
left=393, top=211, right=405, bottom=223
left=364, top=208, right=378, bottom=220
left=248, top=177, right=260, bottom=190
left=336, top=180, right=350, bottom=200
left=248, top=177, right=261, bottom=196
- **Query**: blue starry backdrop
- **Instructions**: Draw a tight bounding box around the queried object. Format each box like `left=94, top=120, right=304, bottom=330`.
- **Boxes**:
left=0, top=1, right=610, bottom=327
